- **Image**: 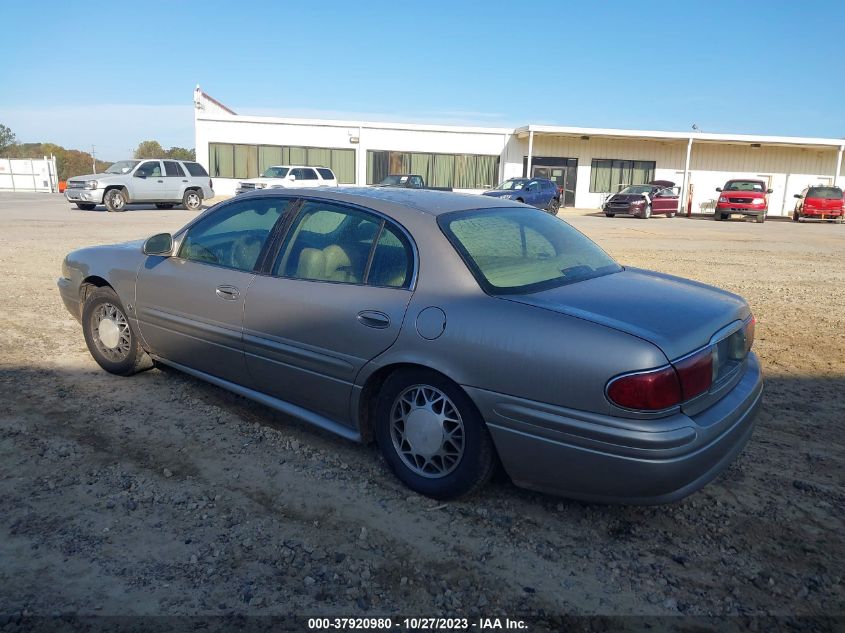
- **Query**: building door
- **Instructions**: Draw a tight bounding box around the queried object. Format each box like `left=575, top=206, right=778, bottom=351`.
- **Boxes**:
left=525, top=157, right=578, bottom=207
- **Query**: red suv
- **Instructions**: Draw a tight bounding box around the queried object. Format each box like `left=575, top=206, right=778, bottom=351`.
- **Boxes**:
left=793, top=186, right=844, bottom=223
left=714, top=179, right=773, bottom=223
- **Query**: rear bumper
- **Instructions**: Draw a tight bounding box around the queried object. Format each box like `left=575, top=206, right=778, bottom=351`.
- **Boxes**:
left=468, top=353, right=763, bottom=504
left=800, top=208, right=843, bottom=217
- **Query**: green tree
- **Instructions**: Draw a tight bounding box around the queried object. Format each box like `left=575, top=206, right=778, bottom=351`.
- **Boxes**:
left=134, top=140, right=165, bottom=159
left=165, top=146, right=195, bottom=161
left=0, top=123, right=17, bottom=153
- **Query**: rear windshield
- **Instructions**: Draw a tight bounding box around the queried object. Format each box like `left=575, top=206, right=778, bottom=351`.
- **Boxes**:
left=439, top=207, right=621, bottom=295
left=807, top=187, right=843, bottom=199
left=724, top=180, right=765, bottom=192
left=184, top=162, right=209, bottom=177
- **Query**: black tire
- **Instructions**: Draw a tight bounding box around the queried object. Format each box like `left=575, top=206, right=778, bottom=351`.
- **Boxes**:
left=75, top=203, right=96, bottom=210
left=793, top=211, right=800, bottom=222
left=546, top=197, right=560, bottom=215
left=183, top=189, right=203, bottom=211
left=81, top=287, right=152, bottom=376
left=374, top=368, right=496, bottom=500
left=605, top=212, right=615, bottom=218
left=756, top=213, right=766, bottom=223
left=104, top=188, right=127, bottom=212
left=666, top=211, right=676, bottom=218
left=515, top=198, right=524, bottom=204
left=155, top=203, right=175, bottom=209
left=640, top=204, right=652, bottom=219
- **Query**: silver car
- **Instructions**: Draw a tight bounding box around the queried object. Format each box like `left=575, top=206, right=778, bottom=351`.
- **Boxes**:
left=58, top=188, right=763, bottom=502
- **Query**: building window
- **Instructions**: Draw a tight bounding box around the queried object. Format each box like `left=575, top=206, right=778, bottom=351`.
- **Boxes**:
left=209, top=143, right=356, bottom=183
left=589, top=159, right=656, bottom=193
left=366, top=150, right=499, bottom=189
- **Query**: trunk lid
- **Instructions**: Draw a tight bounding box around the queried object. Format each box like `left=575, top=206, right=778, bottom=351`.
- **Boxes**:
left=503, top=268, right=750, bottom=361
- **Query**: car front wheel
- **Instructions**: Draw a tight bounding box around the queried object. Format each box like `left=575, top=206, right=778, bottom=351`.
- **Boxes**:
left=104, top=189, right=127, bottom=212
left=374, top=368, right=496, bottom=499
left=183, top=189, right=203, bottom=211
left=81, top=287, right=152, bottom=376
left=640, top=204, right=652, bottom=219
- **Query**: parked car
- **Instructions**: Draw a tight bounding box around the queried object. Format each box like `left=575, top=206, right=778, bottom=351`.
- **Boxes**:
left=374, top=174, right=452, bottom=191
left=793, top=186, right=844, bottom=223
left=65, top=159, right=213, bottom=212
left=482, top=178, right=561, bottom=214
left=58, top=188, right=761, bottom=503
left=236, top=166, right=338, bottom=195
left=602, top=180, right=679, bottom=219
left=714, top=179, right=773, bottom=223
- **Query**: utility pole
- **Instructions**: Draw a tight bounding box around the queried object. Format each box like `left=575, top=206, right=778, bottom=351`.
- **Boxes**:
left=91, top=145, right=96, bottom=173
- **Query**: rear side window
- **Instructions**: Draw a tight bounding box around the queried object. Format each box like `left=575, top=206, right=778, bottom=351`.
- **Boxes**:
left=184, top=162, right=209, bottom=177
left=316, top=168, right=335, bottom=180
left=440, top=208, right=621, bottom=294
left=164, top=161, right=186, bottom=177
left=807, top=187, right=843, bottom=199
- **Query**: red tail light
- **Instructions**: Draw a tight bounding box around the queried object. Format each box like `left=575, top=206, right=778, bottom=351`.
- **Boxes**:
left=674, top=348, right=713, bottom=400
left=606, top=366, right=682, bottom=411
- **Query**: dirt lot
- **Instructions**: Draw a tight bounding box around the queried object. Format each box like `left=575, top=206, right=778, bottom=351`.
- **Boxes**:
left=0, top=193, right=842, bottom=629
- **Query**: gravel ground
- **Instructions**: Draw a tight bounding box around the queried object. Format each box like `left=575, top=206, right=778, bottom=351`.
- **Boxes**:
left=0, top=194, right=842, bottom=630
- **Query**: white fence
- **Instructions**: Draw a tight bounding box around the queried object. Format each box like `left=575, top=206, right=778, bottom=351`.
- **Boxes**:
left=0, top=158, right=59, bottom=192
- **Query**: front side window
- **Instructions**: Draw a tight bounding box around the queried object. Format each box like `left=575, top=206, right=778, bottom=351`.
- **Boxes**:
left=274, top=202, right=412, bottom=288
left=136, top=161, right=162, bottom=178
left=179, top=198, right=290, bottom=271
left=439, top=208, right=621, bottom=295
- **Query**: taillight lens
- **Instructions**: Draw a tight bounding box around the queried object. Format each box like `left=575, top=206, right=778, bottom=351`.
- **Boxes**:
left=607, top=366, right=682, bottom=411
left=674, top=348, right=713, bottom=400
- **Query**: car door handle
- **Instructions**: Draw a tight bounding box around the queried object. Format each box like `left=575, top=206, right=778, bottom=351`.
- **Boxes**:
left=357, top=310, right=390, bottom=329
left=215, top=285, right=240, bottom=300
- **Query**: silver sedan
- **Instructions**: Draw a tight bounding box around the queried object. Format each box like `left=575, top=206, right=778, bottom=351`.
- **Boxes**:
left=58, top=188, right=762, bottom=502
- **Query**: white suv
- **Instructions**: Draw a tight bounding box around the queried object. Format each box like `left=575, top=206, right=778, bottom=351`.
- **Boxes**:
left=65, top=159, right=214, bottom=212
left=236, top=165, right=338, bottom=194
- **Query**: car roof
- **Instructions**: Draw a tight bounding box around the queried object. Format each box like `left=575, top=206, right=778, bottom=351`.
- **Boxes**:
left=237, top=187, right=527, bottom=217
left=267, top=165, right=332, bottom=170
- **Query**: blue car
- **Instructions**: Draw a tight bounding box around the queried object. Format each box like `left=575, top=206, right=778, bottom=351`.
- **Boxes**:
left=482, top=178, right=561, bottom=214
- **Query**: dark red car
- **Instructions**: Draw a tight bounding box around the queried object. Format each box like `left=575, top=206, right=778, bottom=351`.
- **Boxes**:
left=603, top=180, right=679, bottom=219
left=793, top=186, right=844, bottom=223
left=714, top=179, right=773, bottom=223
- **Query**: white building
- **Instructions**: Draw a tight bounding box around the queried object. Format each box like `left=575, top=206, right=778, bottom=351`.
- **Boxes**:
left=193, top=87, right=844, bottom=217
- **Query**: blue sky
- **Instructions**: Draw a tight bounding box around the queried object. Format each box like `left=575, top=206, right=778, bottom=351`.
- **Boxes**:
left=1, top=0, right=843, bottom=160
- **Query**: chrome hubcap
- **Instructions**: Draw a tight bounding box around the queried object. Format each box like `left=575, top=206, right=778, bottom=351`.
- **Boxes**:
left=390, top=385, right=464, bottom=478
left=92, top=302, right=131, bottom=361
left=186, top=193, right=200, bottom=209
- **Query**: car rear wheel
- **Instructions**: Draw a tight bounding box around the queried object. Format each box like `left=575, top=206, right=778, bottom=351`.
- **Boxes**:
left=155, top=203, right=175, bottom=209
left=666, top=211, right=676, bottom=218
left=81, top=287, right=152, bottom=376
left=793, top=211, right=800, bottom=222
left=546, top=197, right=560, bottom=215
left=75, top=203, right=96, bottom=210
left=183, top=189, right=203, bottom=211
left=374, top=368, right=496, bottom=499
left=604, top=212, right=615, bottom=218
left=104, top=188, right=127, bottom=212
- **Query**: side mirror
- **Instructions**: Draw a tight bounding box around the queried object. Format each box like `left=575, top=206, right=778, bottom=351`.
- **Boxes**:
left=715, top=187, right=722, bottom=192
left=135, top=171, right=147, bottom=179
left=143, top=232, right=173, bottom=256
left=287, top=174, right=296, bottom=181
left=766, top=189, right=774, bottom=194
left=794, top=194, right=803, bottom=199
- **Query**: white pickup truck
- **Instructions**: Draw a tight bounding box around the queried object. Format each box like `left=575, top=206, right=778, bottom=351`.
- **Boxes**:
left=236, top=165, right=338, bottom=194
